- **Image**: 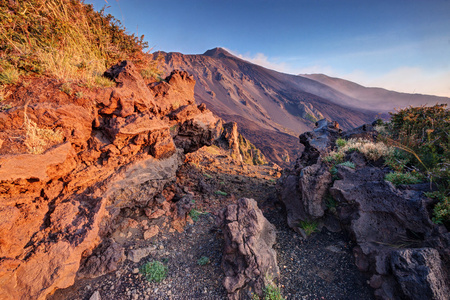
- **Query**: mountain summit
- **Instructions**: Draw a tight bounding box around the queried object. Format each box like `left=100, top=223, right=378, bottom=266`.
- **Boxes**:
left=154, top=48, right=449, bottom=165
left=203, top=47, right=235, bottom=59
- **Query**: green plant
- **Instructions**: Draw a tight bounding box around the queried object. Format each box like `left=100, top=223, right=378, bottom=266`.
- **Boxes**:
left=263, top=283, right=284, bottom=300
left=336, top=138, right=347, bottom=148
left=299, top=220, right=319, bottom=236
left=189, top=209, right=206, bottom=222
left=215, top=190, right=227, bottom=196
left=338, top=161, right=355, bottom=169
left=203, top=173, right=212, bottom=179
left=139, top=261, right=168, bottom=283
left=324, top=151, right=344, bottom=164
left=385, top=172, right=422, bottom=186
left=197, top=256, right=210, bottom=266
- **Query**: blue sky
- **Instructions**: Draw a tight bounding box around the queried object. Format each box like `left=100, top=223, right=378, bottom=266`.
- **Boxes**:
left=87, top=0, right=450, bottom=97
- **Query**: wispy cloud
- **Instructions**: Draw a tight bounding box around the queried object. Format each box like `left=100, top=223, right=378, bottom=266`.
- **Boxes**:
left=226, top=49, right=291, bottom=73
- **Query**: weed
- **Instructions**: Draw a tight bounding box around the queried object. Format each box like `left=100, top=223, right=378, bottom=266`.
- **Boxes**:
left=385, top=172, right=422, bottom=186
left=215, top=190, right=227, bottom=196
left=197, top=256, right=210, bottom=266
left=169, top=125, right=178, bottom=133
left=299, top=220, right=319, bottom=236
left=139, top=261, right=167, bottom=283
left=203, top=173, right=212, bottom=179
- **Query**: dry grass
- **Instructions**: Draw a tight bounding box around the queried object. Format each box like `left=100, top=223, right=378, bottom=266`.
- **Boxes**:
left=339, top=138, right=393, bottom=161
left=24, top=113, right=64, bottom=154
left=0, top=0, right=159, bottom=86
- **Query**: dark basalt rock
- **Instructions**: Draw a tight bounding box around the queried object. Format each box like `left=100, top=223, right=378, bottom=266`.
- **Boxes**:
left=219, top=198, right=279, bottom=300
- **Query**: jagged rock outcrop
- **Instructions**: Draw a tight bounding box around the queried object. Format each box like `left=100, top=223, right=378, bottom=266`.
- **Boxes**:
left=0, top=62, right=223, bottom=300
left=214, top=121, right=267, bottom=165
left=219, top=198, right=279, bottom=300
left=277, top=119, right=450, bottom=299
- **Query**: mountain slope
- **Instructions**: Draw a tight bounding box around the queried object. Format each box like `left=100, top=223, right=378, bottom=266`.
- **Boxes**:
left=154, top=48, right=378, bottom=164
left=301, top=73, right=450, bottom=112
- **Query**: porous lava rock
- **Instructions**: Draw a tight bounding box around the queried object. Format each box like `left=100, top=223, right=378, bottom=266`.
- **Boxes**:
left=277, top=120, right=450, bottom=299
left=219, top=198, right=279, bottom=300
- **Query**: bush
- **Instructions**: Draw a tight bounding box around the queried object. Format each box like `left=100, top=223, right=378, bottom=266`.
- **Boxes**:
left=378, top=105, right=449, bottom=226
left=139, top=261, right=168, bottom=283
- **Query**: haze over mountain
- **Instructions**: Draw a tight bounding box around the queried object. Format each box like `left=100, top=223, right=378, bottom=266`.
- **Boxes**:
left=301, top=74, right=450, bottom=113
left=154, top=47, right=450, bottom=165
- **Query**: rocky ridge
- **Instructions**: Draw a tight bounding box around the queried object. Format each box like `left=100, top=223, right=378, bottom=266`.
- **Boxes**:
left=0, top=61, right=262, bottom=300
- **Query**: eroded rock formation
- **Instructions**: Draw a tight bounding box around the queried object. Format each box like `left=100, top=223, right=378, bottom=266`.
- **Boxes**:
left=277, top=119, right=450, bottom=299
left=0, top=62, right=224, bottom=300
left=219, top=198, right=279, bottom=300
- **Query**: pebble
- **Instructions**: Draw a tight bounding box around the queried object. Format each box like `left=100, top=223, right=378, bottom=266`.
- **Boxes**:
left=159, top=245, right=164, bottom=250
left=132, top=268, right=139, bottom=274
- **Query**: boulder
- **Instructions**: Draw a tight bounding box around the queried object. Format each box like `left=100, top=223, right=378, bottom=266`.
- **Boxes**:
left=219, top=198, right=279, bottom=299
left=391, top=248, right=449, bottom=300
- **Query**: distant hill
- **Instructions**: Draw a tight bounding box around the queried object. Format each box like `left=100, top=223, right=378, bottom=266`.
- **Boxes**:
left=154, top=47, right=449, bottom=165
left=301, top=73, right=450, bottom=112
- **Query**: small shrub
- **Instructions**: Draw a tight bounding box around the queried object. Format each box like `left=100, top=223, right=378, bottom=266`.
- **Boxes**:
left=336, top=138, right=347, bottom=148
left=324, top=151, right=344, bottom=164
left=385, top=172, right=422, bottom=186
left=139, top=261, right=168, bottom=283
left=299, top=220, right=319, bottom=236
left=215, top=190, right=227, bottom=196
left=197, top=256, right=210, bottom=266
left=338, top=161, right=355, bottom=169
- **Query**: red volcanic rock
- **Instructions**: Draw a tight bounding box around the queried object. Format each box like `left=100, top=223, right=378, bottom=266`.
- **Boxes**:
left=0, top=61, right=224, bottom=300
